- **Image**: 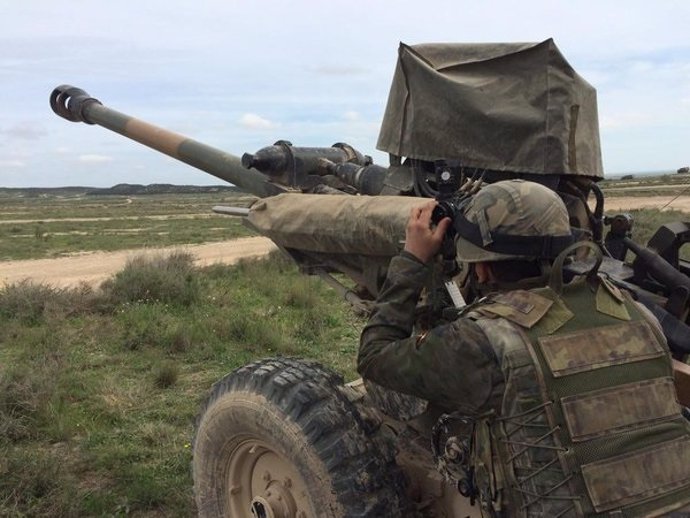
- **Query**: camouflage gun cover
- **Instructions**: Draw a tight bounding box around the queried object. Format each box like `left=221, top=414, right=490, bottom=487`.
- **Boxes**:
left=247, top=194, right=432, bottom=299
left=377, top=38, right=603, bottom=178
left=247, top=194, right=424, bottom=255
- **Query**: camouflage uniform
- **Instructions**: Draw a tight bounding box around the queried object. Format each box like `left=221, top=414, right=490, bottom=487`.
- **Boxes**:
left=358, top=181, right=690, bottom=517
left=358, top=251, right=504, bottom=414
left=359, top=179, right=574, bottom=413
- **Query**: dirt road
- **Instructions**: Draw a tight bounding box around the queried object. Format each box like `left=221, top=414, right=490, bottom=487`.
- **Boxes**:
left=0, top=237, right=277, bottom=288
left=602, top=196, right=690, bottom=212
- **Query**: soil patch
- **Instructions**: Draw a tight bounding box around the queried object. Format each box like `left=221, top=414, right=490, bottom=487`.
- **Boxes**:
left=0, top=237, right=276, bottom=288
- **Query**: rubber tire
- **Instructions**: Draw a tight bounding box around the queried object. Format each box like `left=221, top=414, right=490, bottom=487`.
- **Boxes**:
left=193, top=357, right=411, bottom=518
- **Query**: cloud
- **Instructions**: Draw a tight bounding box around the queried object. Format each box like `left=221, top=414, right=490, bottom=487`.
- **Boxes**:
left=343, top=111, right=360, bottom=121
left=2, top=1, right=690, bottom=186
left=311, top=66, right=369, bottom=76
left=599, top=112, right=653, bottom=130
left=2, top=122, right=47, bottom=140
left=78, top=154, right=114, bottom=163
left=239, top=113, right=277, bottom=130
left=0, top=160, right=26, bottom=168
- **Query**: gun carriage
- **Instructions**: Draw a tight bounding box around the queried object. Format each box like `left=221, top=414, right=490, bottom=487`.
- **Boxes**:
left=51, top=39, right=690, bottom=518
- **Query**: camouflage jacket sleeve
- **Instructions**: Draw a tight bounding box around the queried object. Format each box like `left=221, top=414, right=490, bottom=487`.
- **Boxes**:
left=358, top=252, right=504, bottom=414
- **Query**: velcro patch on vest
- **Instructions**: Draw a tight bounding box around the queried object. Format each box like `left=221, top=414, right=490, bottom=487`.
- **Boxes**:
left=562, top=378, right=680, bottom=442
left=480, top=290, right=553, bottom=328
left=595, top=283, right=631, bottom=321
left=534, top=296, right=574, bottom=335
left=582, top=436, right=690, bottom=512
left=538, top=320, right=664, bottom=377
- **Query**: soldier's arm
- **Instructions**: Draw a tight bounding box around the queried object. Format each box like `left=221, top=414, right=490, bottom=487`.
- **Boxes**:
left=358, top=253, right=503, bottom=414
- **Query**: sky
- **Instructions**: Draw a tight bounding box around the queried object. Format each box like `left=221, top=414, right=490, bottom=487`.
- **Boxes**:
left=1, top=0, right=689, bottom=188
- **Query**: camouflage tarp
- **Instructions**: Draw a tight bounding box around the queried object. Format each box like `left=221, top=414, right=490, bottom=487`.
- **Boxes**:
left=248, top=193, right=426, bottom=255
left=377, top=38, right=603, bottom=178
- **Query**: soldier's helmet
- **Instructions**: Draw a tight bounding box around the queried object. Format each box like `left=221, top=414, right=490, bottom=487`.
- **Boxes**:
left=455, top=180, right=573, bottom=263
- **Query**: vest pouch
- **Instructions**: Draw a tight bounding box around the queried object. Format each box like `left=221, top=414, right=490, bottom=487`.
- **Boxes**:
left=472, top=415, right=508, bottom=517
left=581, top=436, right=690, bottom=513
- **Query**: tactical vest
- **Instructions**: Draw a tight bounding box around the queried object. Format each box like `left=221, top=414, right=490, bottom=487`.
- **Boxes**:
left=468, top=271, right=690, bottom=517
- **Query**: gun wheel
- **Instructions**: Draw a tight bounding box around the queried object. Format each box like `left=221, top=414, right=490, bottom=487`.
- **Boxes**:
left=193, top=357, right=411, bottom=518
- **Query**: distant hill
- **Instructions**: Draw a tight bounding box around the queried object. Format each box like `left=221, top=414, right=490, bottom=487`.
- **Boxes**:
left=0, top=186, right=92, bottom=197
left=0, top=184, right=245, bottom=197
left=85, top=183, right=244, bottom=195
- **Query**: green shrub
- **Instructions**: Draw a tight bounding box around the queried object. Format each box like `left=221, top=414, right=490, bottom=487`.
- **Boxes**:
left=221, top=313, right=284, bottom=352
left=231, top=250, right=293, bottom=275
left=627, top=209, right=685, bottom=241
left=117, top=304, right=178, bottom=351
left=222, top=251, right=295, bottom=286
left=152, top=361, right=179, bottom=389
left=0, top=281, right=104, bottom=324
left=0, top=281, right=64, bottom=324
left=296, top=308, right=330, bottom=344
left=0, top=448, right=76, bottom=517
left=283, top=277, right=320, bottom=309
left=0, top=355, right=62, bottom=441
left=102, top=251, right=200, bottom=307
left=33, top=225, right=48, bottom=241
left=163, top=325, right=194, bottom=354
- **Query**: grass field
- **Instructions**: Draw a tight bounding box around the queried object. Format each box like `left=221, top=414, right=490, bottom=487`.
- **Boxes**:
left=599, top=172, right=690, bottom=197
left=0, top=252, right=363, bottom=517
left=0, top=191, right=256, bottom=261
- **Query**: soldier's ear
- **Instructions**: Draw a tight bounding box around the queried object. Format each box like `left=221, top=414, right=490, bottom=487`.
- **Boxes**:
left=475, top=262, right=493, bottom=284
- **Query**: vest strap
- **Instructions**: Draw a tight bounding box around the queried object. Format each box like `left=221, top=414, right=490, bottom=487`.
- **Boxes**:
left=549, top=241, right=602, bottom=294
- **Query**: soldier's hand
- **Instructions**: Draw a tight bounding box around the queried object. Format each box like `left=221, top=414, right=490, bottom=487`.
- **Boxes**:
left=404, top=200, right=452, bottom=264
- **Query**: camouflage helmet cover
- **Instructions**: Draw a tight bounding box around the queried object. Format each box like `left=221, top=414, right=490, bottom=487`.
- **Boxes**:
left=455, top=180, right=573, bottom=263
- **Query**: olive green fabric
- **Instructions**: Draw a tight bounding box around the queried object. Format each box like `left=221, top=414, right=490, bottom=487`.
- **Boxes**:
left=538, top=320, right=665, bottom=377
left=377, top=39, right=603, bottom=178
left=581, top=437, right=690, bottom=512
left=561, top=378, right=680, bottom=441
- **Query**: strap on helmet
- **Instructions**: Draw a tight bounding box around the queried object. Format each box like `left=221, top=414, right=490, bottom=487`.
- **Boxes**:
left=454, top=212, right=575, bottom=259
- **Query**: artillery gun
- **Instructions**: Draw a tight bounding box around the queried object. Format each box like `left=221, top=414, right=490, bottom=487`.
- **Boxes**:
left=51, top=39, right=690, bottom=518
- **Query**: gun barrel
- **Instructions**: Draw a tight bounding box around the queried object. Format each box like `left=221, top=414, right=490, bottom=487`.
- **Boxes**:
left=49, top=85, right=285, bottom=198
left=212, top=206, right=251, bottom=217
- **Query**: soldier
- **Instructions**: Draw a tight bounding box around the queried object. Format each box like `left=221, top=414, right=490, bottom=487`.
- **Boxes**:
left=358, top=180, right=690, bottom=517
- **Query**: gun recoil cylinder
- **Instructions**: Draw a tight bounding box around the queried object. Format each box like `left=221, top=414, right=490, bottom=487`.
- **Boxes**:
left=242, top=141, right=369, bottom=189
left=321, top=160, right=388, bottom=196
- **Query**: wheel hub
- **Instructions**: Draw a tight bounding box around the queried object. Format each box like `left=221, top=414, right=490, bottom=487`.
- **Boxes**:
left=249, top=481, right=296, bottom=518
left=227, top=438, right=311, bottom=518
